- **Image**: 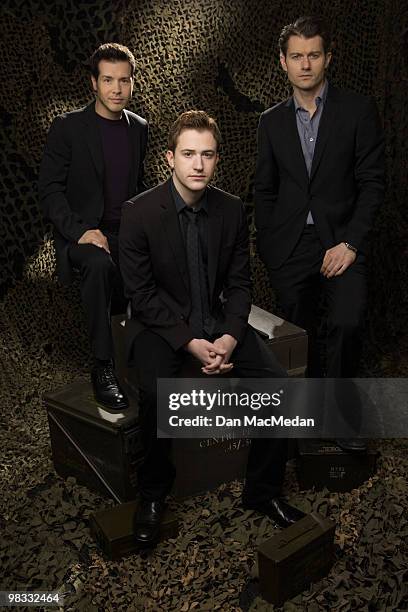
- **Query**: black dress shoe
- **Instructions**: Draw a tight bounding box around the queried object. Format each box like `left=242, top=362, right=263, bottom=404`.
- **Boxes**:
left=91, top=364, right=128, bottom=410
left=335, top=438, right=367, bottom=452
left=133, top=500, right=166, bottom=548
left=243, top=498, right=306, bottom=528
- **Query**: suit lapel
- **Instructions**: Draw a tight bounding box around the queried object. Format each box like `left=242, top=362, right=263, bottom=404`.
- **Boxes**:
left=310, top=86, right=338, bottom=181
left=283, top=98, right=309, bottom=187
left=123, top=110, right=138, bottom=197
left=83, top=103, right=104, bottom=180
left=159, top=181, right=190, bottom=293
left=207, top=187, right=223, bottom=300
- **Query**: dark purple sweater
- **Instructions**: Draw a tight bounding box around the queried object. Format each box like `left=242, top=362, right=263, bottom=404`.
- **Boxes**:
left=97, top=114, right=131, bottom=222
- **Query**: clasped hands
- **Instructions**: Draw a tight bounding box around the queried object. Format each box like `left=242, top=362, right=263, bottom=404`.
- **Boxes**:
left=320, top=242, right=356, bottom=278
left=185, top=334, right=237, bottom=376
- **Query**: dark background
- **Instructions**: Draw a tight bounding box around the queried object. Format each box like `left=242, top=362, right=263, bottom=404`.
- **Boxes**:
left=0, top=0, right=407, bottom=372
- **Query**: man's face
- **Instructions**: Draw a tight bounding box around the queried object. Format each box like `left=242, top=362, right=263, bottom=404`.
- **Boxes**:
left=166, top=129, right=219, bottom=196
left=280, top=35, right=331, bottom=94
left=91, top=60, right=133, bottom=119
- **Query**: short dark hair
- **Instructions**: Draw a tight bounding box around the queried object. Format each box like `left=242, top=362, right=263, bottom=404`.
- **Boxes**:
left=167, top=110, right=222, bottom=152
left=279, top=16, right=332, bottom=56
left=89, top=43, right=136, bottom=79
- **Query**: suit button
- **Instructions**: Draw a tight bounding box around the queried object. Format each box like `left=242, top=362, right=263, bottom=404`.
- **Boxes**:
left=180, top=315, right=185, bottom=320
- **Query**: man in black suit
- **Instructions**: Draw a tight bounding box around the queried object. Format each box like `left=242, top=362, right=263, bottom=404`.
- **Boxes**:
left=39, top=43, right=148, bottom=410
left=120, top=110, right=305, bottom=548
left=254, top=16, right=384, bottom=450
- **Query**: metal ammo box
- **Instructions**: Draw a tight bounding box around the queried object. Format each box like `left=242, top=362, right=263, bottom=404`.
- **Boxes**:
left=297, top=439, right=378, bottom=492
left=45, top=382, right=142, bottom=503
left=258, top=512, right=336, bottom=606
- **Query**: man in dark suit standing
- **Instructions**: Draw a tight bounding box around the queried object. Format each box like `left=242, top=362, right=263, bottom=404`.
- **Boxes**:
left=120, top=110, right=305, bottom=548
left=254, top=16, right=384, bottom=450
left=39, top=43, right=148, bottom=410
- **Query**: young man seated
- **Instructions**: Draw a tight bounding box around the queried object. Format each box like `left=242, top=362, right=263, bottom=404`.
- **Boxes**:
left=119, top=111, right=305, bottom=548
left=39, top=43, right=148, bottom=410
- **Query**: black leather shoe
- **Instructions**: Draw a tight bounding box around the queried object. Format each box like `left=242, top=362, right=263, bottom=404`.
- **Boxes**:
left=91, top=364, right=128, bottom=410
left=133, top=500, right=166, bottom=548
left=243, top=498, right=306, bottom=528
left=335, top=438, right=367, bottom=452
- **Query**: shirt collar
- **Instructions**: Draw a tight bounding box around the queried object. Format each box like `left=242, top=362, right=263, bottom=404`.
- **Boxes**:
left=294, top=79, right=328, bottom=112
left=171, top=178, right=208, bottom=214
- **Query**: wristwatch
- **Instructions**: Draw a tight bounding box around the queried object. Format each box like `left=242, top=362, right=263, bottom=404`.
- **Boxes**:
left=344, top=242, right=357, bottom=253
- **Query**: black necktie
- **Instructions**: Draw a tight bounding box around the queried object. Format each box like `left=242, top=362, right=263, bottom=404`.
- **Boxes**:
left=185, top=208, right=203, bottom=337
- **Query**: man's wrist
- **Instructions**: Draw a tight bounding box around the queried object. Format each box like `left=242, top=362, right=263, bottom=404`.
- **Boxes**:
left=184, top=337, right=197, bottom=348
left=343, top=242, right=357, bottom=253
left=219, top=333, right=237, bottom=345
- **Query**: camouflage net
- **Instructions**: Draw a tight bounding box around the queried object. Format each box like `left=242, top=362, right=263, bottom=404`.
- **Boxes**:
left=1, top=0, right=408, bottom=609
left=1, top=0, right=407, bottom=329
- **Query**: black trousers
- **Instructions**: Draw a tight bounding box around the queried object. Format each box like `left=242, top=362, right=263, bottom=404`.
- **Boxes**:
left=68, top=230, right=127, bottom=361
left=269, top=226, right=367, bottom=377
left=129, top=325, right=288, bottom=503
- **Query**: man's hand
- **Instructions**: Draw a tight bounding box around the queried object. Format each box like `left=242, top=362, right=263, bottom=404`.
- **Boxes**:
left=201, top=334, right=237, bottom=375
left=78, top=229, right=110, bottom=253
left=320, top=243, right=356, bottom=278
left=185, top=338, right=226, bottom=367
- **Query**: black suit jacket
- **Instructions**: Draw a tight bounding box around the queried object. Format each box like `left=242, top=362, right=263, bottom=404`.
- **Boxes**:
left=254, top=84, right=385, bottom=270
left=119, top=180, right=252, bottom=352
left=38, top=102, right=148, bottom=284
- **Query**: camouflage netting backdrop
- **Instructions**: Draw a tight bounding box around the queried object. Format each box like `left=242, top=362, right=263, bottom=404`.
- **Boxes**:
left=1, top=1, right=407, bottom=610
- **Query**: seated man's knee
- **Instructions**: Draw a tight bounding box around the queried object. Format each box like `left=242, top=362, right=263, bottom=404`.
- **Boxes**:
left=82, top=247, right=115, bottom=277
